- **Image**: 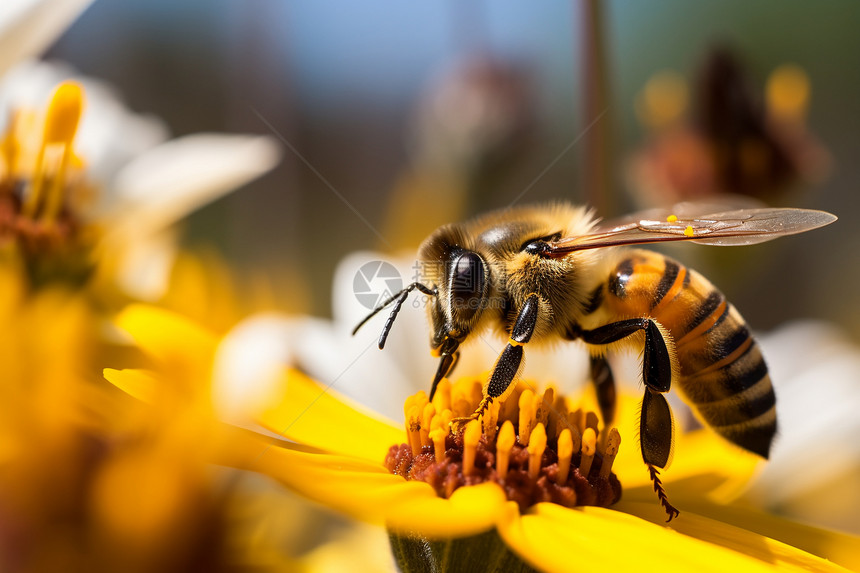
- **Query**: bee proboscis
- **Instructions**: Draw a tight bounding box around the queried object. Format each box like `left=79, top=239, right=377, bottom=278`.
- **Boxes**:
left=353, top=200, right=836, bottom=519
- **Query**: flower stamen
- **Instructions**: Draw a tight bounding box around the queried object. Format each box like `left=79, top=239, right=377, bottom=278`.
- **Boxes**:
left=517, top=389, right=535, bottom=445
left=406, top=404, right=422, bottom=456
left=482, top=399, right=500, bottom=443
left=584, top=411, right=599, bottom=438
left=580, top=427, right=597, bottom=477
left=556, top=428, right=573, bottom=484
left=23, top=82, right=84, bottom=221
left=463, top=420, right=481, bottom=476
left=527, top=423, right=547, bottom=480
left=420, top=402, right=435, bottom=448
left=385, top=378, right=623, bottom=512
left=567, top=409, right=583, bottom=438
left=430, top=426, right=447, bottom=461
left=496, top=420, right=515, bottom=480
left=600, top=428, right=621, bottom=479
left=1, top=111, right=22, bottom=183
left=0, top=81, right=94, bottom=276
left=535, top=387, right=553, bottom=427
left=431, top=378, right=451, bottom=412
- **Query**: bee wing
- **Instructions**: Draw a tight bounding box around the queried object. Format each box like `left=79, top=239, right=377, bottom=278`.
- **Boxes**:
left=548, top=207, right=837, bottom=254
left=594, top=196, right=768, bottom=228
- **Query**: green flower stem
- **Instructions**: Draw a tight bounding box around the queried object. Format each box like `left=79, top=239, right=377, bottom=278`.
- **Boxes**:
left=389, top=529, right=539, bottom=573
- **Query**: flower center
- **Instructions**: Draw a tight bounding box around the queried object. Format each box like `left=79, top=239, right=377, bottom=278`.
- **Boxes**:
left=384, top=377, right=622, bottom=512
left=1, top=82, right=88, bottom=256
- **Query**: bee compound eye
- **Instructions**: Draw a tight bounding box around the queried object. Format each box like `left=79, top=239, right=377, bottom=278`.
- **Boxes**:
left=524, top=241, right=549, bottom=256
left=450, top=251, right=486, bottom=318
left=521, top=233, right=560, bottom=257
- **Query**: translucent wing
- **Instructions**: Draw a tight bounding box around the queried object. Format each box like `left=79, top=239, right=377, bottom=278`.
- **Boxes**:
left=593, top=196, right=767, bottom=229
left=548, top=205, right=837, bottom=255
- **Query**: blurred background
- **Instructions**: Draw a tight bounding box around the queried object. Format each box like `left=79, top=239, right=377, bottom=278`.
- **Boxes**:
left=45, top=0, right=859, bottom=336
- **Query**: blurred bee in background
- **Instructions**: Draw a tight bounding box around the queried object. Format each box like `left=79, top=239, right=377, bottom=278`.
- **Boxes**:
left=628, top=47, right=830, bottom=208
left=354, top=201, right=836, bottom=519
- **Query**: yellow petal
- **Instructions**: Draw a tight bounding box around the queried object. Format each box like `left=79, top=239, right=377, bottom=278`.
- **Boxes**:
left=257, top=369, right=403, bottom=464
left=251, top=445, right=508, bottom=539
left=613, top=501, right=854, bottom=573
left=385, top=483, right=512, bottom=539
left=499, top=503, right=849, bottom=573
left=618, top=494, right=860, bottom=572
left=114, top=303, right=219, bottom=368
left=206, top=421, right=314, bottom=469
left=103, top=367, right=158, bottom=403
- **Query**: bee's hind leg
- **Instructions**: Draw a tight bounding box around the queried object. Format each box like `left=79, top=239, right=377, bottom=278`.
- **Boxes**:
left=579, top=317, right=680, bottom=520
left=642, top=389, right=680, bottom=521
left=579, top=318, right=675, bottom=464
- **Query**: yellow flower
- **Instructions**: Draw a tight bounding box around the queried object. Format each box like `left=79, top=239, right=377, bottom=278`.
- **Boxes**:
left=0, top=268, right=234, bottom=572
left=0, top=63, right=280, bottom=294
left=0, top=260, right=315, bottom=571
left=104, top=301, right=392, bottom=570
left=106, top=304, right=860, bottom=573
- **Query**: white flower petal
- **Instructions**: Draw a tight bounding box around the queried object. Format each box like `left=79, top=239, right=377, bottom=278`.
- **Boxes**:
left=115, top=227, right=178, bottom=302
left=746, top=321, right=860, bottom=531
left=0, top=0, right=94, bottom=78
left=73, top=81, right=169, bottom=188
left=210, top=312, right=399, bottom=427
left=0, top=59, right=170, bottom=191
left=212, top=314, right=304, bottom=423
left=332, top=252, right=440, bottom=382
left=111, top=133, right=281, bottom=237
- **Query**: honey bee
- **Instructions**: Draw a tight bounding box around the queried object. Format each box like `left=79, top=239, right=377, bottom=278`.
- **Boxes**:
left=353, top=201, right=836, bottom=519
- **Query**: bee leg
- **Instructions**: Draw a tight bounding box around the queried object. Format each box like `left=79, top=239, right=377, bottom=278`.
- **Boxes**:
left=648, top=462, right=680, bottom=522
left=640, top=388, right=674, bottom=470
left=580, top=318, right=673, bottom=393
left=643, top=389, right=680, bottom=521
left=580, top=318, right=680, bottom=519
left=451, top=294, right=540, bottom=430
left=429, top=350, right=459, bottom=400
left=590, top=354, right=616, bottom=427
left=487, top=293, right=539, bottom=400
left=581, top=318, right=675, bottom=461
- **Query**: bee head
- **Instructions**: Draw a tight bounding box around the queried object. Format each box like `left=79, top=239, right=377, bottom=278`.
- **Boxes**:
left=418, top=226, right=492, bottom=356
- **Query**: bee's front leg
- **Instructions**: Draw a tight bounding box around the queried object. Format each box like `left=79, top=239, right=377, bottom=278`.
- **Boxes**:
left=429, top=350, right=459, bottom=400
left=450, top=293, right=540, bottom=430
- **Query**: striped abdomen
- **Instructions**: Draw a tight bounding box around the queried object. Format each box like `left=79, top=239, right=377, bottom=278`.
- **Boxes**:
left=596, top=249, right=776, bottom=458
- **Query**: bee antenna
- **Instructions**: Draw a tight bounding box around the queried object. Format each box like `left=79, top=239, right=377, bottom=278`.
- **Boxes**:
left=351, top=282, right=436, bottom=349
